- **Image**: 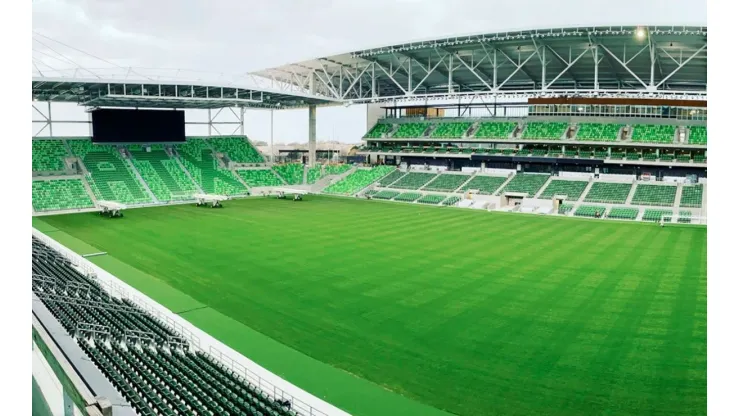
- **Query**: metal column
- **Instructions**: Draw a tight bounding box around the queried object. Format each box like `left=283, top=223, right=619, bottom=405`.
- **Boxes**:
left=270, top=109, right=274, bottom=163
left=308, top=104, right=317, bottom=167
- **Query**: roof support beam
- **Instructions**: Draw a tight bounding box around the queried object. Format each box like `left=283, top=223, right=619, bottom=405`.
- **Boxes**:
left=545, top=44, right=582, bottom=87
left=495, top=48, right=539, bottom=88
left=370, top=61, right=409, bottom=95
left=454, top=53, right=492, bottom=90
left=545, top=47, right=590, bottom=89
left=654, top=44, right=706, bottom=88
left=598, top=44, right=649, bottom=89
left=495, top=49, right=539, bottom=89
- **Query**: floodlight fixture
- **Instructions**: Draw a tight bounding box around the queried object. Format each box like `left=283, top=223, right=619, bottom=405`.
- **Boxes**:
left=635, top=27, right=647, bottom=40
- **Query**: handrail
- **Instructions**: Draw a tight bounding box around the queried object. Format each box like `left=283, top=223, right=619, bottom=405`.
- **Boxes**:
left=32, top=227, right=331, bottom=416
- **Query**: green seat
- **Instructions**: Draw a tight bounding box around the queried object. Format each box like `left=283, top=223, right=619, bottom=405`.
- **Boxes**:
left=208, top=136, right=264, bottom=163
left=422, top=174, right=471, bottom=192
left=129, top=148, right=197, bottom=201
left=497, top=174, right=550, bottom=197
left=417, top=195, right=446, bottom=205
left=642, top=209, right=673, bottom=222
left=392, top=123, right=428, bottom=138
left=32, top=139, right=69, bottom=171
left=394, top=192, right=422, bottom=202
left=364, top=123, right=392, bottom=138
left=630, top=184, right=677, bottom=206
left=389, top=172, right=437, bottom=190
left=441, top=196, right=461, bottom=206
left=430, top=122, right=471, bottom=138
left=575, top=123, right=623, bottom=141
left=688, top=126, right=707, bottom=145
left=237, top=169, right=284, bottom=187
left=32, top=179, right=94, bottom=211
left=539, top=180, right=588, bottom=200
left=175, top=139, right=247, bottom=196
left=474, top=122, right=516, bottom=139
left=574, top=205, right=606, bottom=218
left=273, top=164, right=303, bottom=185
left=68, top=139, right=152, bottom=204
left=323, top=166, right=395, bottom=195
left=631, top=124, right=676, bottom=144
left=607, top=207, right=639, bottom=220
left=521, top=122, right=568, bottom=140
left=584, top=182, right=632, bottom=204
left=459, top=176, right=507, bottom=195
left=680, top=184, right=703, bottom=208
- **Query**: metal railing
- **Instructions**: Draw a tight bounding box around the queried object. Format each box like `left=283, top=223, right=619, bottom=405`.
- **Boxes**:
left=32, top=227, right=332, bottom=416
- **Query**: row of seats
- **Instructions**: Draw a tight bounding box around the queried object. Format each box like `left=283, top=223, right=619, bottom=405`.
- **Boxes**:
left=574, top=205, right=607, bottom=218
left=459, top=175, right=507, bottom=195
left=389, top=172, right=438, bottom=190
left=208, top=136, right=264, bottom=164
left=392, top=123, right=429, bottom=138
left=324, top=164, right=352, bottom=176
left=430, top=122, right=471, bottom=138
left=538, top=179, right=588, bottom=200
left=364, top=121, right=705, bottom=144
left=442, top=196, right=461, bottom=206
left=237, top=169, right=284, bottom=187
left=32, top=179, right=94, bottom=211
left=474, top=122, right=517, bottom=139
left=417, top=194, right=446, bottom=205
left=497, top=174, right=549, bottom=197
left=642, top=209, right=673, bottom=222
left=631, top=124, right=676, bottom=143
left=377, top=170, right=407, bottom=186
left=680, top=184, right=703, bottom=208
left=688, top=126, right=707, bottom=145
left=394, top=192, right=422, bottom=202
left=175, top=139, right=247, bottom=196
left=422, top=174, right=471, bottom=191
left=273, top=164, right=303, bottom=185
left=373, top=190, right=399, bottom=200
left=68, top=140, right=153, bottom=205
left=33, top=139, right=69, bottom=171
left=583, top=182, right=632, bottom=204
left=361, top=145, right=707, bottom=162
left=607, top=207, right=639, bottom=220
left=364, top=123, right=391, bottom=138
left=521, top=122, right=568, bottom=140
left=575, top=123, right=622, bottom=141
left=630, top=184, right=677, bottom=207
left=323, top=166, right=395, bottom=195
left=32, top=238, right=297, bottom=416
left=129, top=149, right=196, bottom=202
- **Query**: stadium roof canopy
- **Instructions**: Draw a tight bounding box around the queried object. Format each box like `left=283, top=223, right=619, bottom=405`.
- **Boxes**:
left=253, top=25, right=707, bottom=104
left=31, top=68, right=341, bottom=110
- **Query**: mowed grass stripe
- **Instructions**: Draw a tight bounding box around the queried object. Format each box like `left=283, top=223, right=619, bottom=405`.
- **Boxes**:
left=40, top=196, right=707, bottom=416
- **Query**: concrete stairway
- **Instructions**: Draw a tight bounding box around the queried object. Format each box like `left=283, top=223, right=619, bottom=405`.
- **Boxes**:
left=123, top=156, right=159, bottom=203
left=312, top=166, right=356, bottom=192
left=673, top=183, right=684, bottom=208
left=534, top=176, right=555, bottom=199
left=625, top=181, right=638, bottom=205
left=492, top=173, right=516, bottom=195
left=576, top=180, right=595, bottom=204
left=170, top=148, right=204, bottom=194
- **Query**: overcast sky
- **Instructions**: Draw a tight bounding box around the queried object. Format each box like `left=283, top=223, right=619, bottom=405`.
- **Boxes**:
left=32, top=0, right=707, bottom=143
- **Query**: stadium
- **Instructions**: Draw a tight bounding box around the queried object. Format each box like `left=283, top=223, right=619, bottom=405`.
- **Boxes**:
left=31, top=19, right=707, bottom=416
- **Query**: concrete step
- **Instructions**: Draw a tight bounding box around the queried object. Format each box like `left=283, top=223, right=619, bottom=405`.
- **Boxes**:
left=625, top=181, right=638, bottom=205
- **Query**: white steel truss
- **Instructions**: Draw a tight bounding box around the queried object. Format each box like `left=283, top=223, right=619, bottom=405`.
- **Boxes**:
left=253, top=26, right=707, bottom=105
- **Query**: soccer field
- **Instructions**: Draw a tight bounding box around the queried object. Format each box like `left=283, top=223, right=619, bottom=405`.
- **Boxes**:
left=37, top=196, right=707, bottom=416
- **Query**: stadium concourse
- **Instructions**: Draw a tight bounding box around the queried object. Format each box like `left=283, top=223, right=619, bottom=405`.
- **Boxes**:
left=32, top=25, right=706, bottom=416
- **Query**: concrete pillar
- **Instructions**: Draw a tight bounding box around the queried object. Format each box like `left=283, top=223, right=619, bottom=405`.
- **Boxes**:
left=308, top=104, right=317, bottom=167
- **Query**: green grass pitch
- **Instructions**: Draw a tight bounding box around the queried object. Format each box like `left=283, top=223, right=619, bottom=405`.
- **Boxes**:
left=38, top=196, right=707, bottom=416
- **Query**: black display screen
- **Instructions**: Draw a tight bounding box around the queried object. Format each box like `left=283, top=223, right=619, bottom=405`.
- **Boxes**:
left=91, top=109, right=186, bottom=143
